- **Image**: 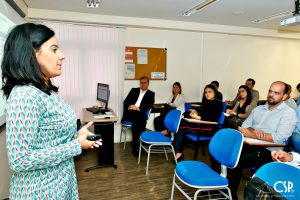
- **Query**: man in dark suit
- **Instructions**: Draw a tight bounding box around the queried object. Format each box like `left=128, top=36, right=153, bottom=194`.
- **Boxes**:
left=122, top=76, right=155, bottom=157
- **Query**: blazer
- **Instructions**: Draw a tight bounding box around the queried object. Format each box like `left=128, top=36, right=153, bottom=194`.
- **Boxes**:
left=123, top=87, right=155, bottom=117
left=167, top=94, right=186, bottom=114
left=232, top=100, right=257, bottom=119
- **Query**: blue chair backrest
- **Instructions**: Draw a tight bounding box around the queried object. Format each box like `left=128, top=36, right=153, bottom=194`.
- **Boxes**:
left=255, top=162, right=300, bottom=200
left=217, top=112, right=225, bottom=129
left=164, top=109, right=181, bottom=133
left=146, top=108, right=152, bottom=120
left=185, top=103, right=191, bottom=111
left=216, top=102, right=226, bottom=128
left=209, top=128, right=244, bottom=168
left=222, top=102, right=227, bottom=112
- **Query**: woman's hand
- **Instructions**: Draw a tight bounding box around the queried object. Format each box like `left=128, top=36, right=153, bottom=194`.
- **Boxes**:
left=78, top=121, right=102, bottom=149
left=226, top=109, right=236, bottom=115
left=190, top=110, right=201, bottom=120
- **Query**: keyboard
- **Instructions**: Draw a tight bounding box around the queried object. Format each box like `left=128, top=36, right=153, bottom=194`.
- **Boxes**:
left=86, top=107, right=110, bottom=114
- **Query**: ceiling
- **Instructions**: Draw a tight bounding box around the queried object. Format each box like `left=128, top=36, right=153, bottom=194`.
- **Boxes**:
left=23, top=0, right=297, bottom=30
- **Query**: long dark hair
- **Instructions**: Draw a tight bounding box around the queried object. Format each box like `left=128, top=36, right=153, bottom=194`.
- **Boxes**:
left=239, top=85, right=252, bottom=108
left=172, top=82, right=182, bottom=95
left=202, top=84, right=217, bottom=103
left=1, top=23, right=58, bottom=99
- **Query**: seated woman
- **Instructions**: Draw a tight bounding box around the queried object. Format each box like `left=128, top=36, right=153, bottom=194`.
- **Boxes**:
left=154, top=82, right=185, bottom=133
left=224, top=85, right=256, bottom=129
left=173, top=84, right=223, bottom=162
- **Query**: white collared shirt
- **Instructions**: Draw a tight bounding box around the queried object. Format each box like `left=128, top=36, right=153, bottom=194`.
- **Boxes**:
left=291, top=152, right=300, bottom=163
left=135, top=89, right=147, bottom=108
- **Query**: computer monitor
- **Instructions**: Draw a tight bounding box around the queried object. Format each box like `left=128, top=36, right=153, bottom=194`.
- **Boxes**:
left=97, top=83, right=110, bottom=109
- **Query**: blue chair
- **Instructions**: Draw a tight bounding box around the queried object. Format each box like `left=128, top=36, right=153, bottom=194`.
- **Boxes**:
left=171, top=128, right=244, bottom=200
left=120, top=108, right=152, bottom=150
left=138, top=109, right=182, bottom=175
left=252, top=162, right=300, bottom=200
left=185, top=102, right=227, bottom=160
left=185, top=103, right=192, bottom=112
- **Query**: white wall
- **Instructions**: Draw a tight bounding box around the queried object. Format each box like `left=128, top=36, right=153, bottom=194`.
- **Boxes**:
left=125, top=28, right=204, bottom=103
left=25, top=7, right=300, bottom=139
left=125, top=28, right=300, bottom=104
left=202, top=33, right=300, bottom=100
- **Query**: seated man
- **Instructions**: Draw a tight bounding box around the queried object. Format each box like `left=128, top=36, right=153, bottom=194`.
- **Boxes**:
left=122, top=76, right=155, bottom=157
left=211, top=80, right=223, bottom=101
left=226, top=81, right=297, bottom=200
left=227, top=78, right=260, bottom=106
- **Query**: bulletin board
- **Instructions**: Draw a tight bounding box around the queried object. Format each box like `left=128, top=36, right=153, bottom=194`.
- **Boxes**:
left=125, top=46, right=167, bottom=80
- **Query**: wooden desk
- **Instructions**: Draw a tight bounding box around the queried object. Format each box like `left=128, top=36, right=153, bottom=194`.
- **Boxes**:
left=82, top=109, right=118, bottom=123
left=152, top=103, right=165, bottom=113
left=183, top=118, right=218, bottom=125
left=244, top=137, right=285, bottom=147
left=152, top=102, right=202, bottom=114
left=82, top=108, right=118, bottom=171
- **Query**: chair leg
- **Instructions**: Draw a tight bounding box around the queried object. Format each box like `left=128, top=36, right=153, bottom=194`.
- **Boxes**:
left=123, top=127, right=127, bottom=150
left=138, top=140, right=142, bottom=164
left=170, top=174, right=176, bottom=200
left=146, top=145, right=152, bottom=175
left=171, top=145, right=177, bottom=164
left=164, top=146, right=168, bottom=160
left=194, top=189, right=202, bottom=200
left=120, top=126, right=123, bottom=143
left=226, top=187, right=232, bottom=200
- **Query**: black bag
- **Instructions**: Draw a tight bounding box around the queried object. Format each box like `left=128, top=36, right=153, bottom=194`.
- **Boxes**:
left=224, top=116, right=244, bottom=129
left=163, top=103, right=175, bottom=113
left=244, top=176, right=286, bottom=200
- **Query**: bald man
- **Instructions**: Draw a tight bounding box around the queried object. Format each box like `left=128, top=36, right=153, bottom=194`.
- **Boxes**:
left=226, top=81, right=298, bottom=200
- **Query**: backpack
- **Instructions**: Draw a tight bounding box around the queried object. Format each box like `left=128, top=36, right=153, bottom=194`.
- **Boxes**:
left=244, top=176, right=286, bottom=200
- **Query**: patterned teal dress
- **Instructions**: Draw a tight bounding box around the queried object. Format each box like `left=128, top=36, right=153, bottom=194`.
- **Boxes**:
left=5, top=85, right=82, bottom=199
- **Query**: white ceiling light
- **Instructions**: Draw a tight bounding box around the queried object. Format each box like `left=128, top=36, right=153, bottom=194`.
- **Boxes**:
left=181, top=0, right=219, bottom=17
left=252, top=10, right=293, bottom=23
left=86, top=0, right=102, bottom=8
left=252, top=0, right=299, bottom=24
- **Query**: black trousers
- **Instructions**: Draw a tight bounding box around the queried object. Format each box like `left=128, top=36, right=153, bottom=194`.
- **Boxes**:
left=221, top=144, right=273, bottom=200
left=154, top=114, right=167, bottom=132
left=122, top=110, right=147, bottom=152
left=174, top=120, right=214, bottom=153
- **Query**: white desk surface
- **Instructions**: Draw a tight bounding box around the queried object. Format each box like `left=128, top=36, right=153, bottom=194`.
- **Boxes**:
left=82, top=108, right=118, bottom=123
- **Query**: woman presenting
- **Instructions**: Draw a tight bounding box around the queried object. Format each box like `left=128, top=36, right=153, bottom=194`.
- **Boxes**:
left=1, top=23, right=101, bottom=199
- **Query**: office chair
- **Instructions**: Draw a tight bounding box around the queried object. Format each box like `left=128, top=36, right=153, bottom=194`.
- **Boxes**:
left=248, top=162, right=300, bottom=200
left=138, top=109, right=181, bottom=175
left=171, top=128, right=244, bottom=200
left=185, top=102, right=226, bottom=160
left=185, top=103, right=192, bottom=111
left=120, top=108, right=152, bottom=150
